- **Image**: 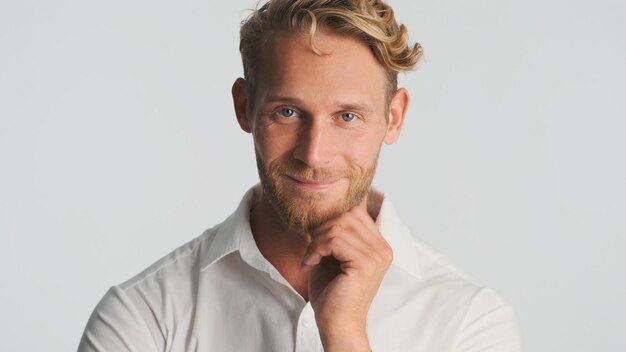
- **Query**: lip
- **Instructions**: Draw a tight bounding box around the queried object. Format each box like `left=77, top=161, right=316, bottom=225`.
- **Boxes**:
left=285, top=175, right=339, bottom=192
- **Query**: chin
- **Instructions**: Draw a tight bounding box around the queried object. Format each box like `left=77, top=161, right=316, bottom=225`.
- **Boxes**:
left=275, top=182, right=360, bottom=232
left=255, top=152, right=377, bottom=232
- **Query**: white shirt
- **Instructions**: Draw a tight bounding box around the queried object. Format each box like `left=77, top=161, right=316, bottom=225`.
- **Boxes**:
left=78, top=185, right=522, bottom=352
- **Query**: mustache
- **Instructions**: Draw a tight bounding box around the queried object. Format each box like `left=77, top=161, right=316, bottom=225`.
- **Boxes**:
left=268, top=160, right=357, bottom=182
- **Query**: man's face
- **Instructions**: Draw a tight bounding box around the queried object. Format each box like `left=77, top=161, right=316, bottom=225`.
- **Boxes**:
left=241, top=29, right=397, bottom=232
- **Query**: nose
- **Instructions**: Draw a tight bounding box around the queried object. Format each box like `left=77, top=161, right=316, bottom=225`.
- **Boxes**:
left=292, top=119, right=336, bottom=168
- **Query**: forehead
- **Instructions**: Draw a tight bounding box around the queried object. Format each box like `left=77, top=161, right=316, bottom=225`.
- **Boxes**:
left=254, top=29, right=388, bottom=111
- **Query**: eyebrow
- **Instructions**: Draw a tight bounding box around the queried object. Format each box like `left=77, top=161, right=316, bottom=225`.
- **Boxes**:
left=263, top=95, right=375, bottom=114
left=264, top=95, right=302, bottom=105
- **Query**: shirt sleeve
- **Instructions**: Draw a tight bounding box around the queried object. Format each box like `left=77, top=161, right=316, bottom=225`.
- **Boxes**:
left=455, top=287, right=523, bottom=352
left=77, top=286, right=161, bottom=352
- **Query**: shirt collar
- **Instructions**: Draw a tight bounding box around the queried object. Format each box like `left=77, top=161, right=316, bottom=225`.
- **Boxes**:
left=200, top=184, right=421, bottom=278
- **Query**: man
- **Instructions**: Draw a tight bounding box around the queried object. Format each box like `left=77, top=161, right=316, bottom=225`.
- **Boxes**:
left=78, top=0, right=522, bottom=351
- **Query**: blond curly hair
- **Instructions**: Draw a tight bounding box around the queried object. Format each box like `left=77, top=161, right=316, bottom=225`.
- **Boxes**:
left=239, top=0, right=423, bottom=106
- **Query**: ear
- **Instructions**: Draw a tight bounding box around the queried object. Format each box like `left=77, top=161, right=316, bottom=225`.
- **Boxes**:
left=232, top=78, right=252, bottom=133
left=384, top=88, right=410, bottom=145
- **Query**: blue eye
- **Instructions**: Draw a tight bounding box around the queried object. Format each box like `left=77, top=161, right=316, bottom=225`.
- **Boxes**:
left=341, top=112, right=356, bottom=122
left=279, top=108, right=296, bottom=117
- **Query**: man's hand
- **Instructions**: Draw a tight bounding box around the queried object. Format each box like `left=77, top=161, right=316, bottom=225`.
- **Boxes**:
left=301, top=199, right=393, bottom=351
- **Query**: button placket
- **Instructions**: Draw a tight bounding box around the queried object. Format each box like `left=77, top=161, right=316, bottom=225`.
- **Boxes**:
left=295, top=303, right=323, bottom=352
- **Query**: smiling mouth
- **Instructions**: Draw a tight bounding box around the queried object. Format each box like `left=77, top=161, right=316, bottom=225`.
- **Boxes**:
left=285, top=175, right=339, bottom=191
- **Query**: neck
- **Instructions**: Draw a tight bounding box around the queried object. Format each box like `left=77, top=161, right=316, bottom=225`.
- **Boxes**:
left=249, top=186, right=311, bottom=300
left=248, top=185, right=383, bottom=301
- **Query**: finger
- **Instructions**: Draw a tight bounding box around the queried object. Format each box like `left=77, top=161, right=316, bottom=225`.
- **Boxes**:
left=313, top=213, right=382, bottom=250
left=301, top=232, right=372, bottom=271
left=311, top=222, right=375, bottom=256
left=312, top=219, right=394, bottom=270
left=347, top=205, right=380, bottom=234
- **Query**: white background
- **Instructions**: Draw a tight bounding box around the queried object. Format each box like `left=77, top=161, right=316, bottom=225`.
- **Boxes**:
left=1, top=0, right=625, bottom=351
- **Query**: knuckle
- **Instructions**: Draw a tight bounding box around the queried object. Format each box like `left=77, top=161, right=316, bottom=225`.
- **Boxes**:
left=385, top=243, right=393, bottom=261
left=379, top=243, right=394, bottom=264
left=325, top=234, right=340, bottom=247
left=328, top=224, right=344, bottom=234
left=384, top=250, right=394, bottom=265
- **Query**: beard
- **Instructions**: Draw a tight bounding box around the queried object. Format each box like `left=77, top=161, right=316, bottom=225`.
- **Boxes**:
left=255, top=151, right=379, bottom=233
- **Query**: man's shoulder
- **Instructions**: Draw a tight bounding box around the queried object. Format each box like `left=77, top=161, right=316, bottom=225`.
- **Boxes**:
left=116, top=222, right=224, bottom=292
left=79, top=222, right=230, bottom=352
left=106, top=191, right=252, bottom=305
left=393, top=233, right=512, bottom=306
left=379, top=197, right=490, bottom=293
left=382, top=235, right=518, bottom=337
left=402, top=235, right=514, bottom=316
left=412, top=238, right=485, bottom=286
